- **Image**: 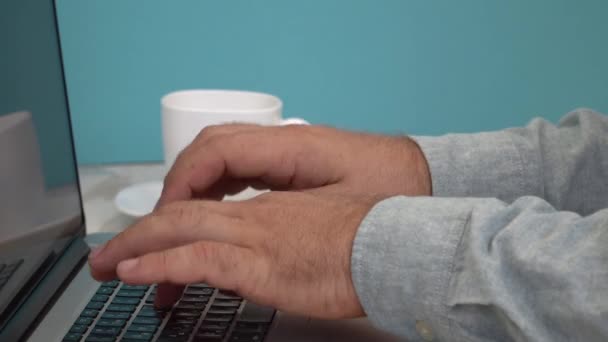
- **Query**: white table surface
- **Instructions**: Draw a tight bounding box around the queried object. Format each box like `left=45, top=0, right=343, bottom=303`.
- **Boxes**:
left=78, top=163, right=168, bottom=234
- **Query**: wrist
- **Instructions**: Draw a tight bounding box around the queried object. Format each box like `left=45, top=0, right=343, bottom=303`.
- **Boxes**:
left=397, top=136, right=432, bottom=196
left=409, top=136, right=433, bottom=196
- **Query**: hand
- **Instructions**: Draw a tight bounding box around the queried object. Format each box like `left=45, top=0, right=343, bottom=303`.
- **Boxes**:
left=158, top=124, right=431, bottom=205
left=88, top=191, right=382, bottom=318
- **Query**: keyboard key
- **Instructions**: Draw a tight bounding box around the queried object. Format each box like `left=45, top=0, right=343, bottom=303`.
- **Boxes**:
left=117, top=289, right=146, bottom=298
left=130, top=317, right=160, bottom=326
left=166, top=317, right=197, bottom=326
left=101, top=311, right=130, bottom=320
left=128, top=324, right=157, bottom=333
left=69, top=324, right=88, bottom=333
left=80, top=309, right=99, bottom=318
left=172, top=309, right=201, bottom=318
left=160, top=329, right=191, bottom=339
left=96, top=287, right=114, bottom=295
left=207, top=308, right=237, bottom=315
left=165, top=320, right=196, bottom=329
left=112, top=297, right=140, bottom=305
left=139, top=304, right=168, bottom=316
left=197, top=327, right=226, bottom=335
left=184, top=287, right=214, bottom=296
left=216, top=290, right=241, bottom=300
left=63, top=332, right=82, bottom=341
left=175, top=302, right=206, bottom=310
left=164, top=324, right=196, bottom=333
left=200, top=321, right=230, bottom=330
left=90, top=326, right=121, bottom=336
left=139, top=304, right=159, bottom=312
left=86, top=301, right=105, bottom=310
left=194, top=332, right=224, bottom=341
left=203, top=314, right=233, bottom=323
left=96, top=318, right=126, bottom=327
left=85, top=336, right=115, bottom=342
left=122, top=331, right=154, bottom=340
left=100, top=280, right=120, bottom=288
left=106, top=304, right=137, bottom=312
left=238, top=302, right=275, bottom=323
left=75, top=317, right=94, bottom=326
left=91, top=294, right=109, bottom=302
left=121, top=284, right=149, bottom=291
left=210, top=299, right=240, bottom=308
left=180, top=294, right=210, bottom=303
left=137, top=310, right=165, bottom=318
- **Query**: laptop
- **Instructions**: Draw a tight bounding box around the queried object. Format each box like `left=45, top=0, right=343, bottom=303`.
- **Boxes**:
left=0, top=0, right=400, bottom=341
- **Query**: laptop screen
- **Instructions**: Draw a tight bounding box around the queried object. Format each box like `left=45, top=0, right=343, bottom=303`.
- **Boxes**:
left=0, top=0, right=84, bottom=322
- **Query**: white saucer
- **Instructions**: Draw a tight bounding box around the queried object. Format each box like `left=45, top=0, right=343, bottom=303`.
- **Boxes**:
left=114, top=181, right=163, bottom=217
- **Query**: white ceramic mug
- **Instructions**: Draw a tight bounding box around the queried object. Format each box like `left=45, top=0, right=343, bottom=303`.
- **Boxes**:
left=115, top=90, right=307, bottom=217
left=161, top=89, right=308, bottom=169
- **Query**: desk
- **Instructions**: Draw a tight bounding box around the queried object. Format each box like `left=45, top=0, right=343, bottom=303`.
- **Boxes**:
left=78, top=163, right=166, bottom=233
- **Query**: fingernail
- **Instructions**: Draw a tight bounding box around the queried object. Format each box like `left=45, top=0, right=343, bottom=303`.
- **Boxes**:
left=88, top=243, right=106, bottom=260
left=118, top=258, right=139, bottom=273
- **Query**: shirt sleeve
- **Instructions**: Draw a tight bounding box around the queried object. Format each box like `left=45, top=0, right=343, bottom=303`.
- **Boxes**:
left=351, top=196, right=608, bottom=342
left=413, top=108, right=608, bottom=215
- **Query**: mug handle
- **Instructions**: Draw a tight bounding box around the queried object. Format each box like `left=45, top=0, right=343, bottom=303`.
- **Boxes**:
left=280, top=117, right=309, bottom=126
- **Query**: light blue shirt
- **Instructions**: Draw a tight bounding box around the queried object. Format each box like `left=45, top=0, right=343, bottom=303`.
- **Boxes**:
left=351, top=109, right=608, bottom=341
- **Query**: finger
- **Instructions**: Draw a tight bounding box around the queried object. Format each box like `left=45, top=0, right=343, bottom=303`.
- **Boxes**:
left=189, top=123, right=261, bottom=148
left=116, top=241, right=256, bottom=294
left=158, top=124, right=264, bottom=205
left=155, top=283, right=185, bottom=309
left=89, top=200, right=248, bottom=281
left=159, top=125, right=336, bottom=205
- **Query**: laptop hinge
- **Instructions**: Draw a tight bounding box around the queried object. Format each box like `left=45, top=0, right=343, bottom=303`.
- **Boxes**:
left=0, top=237, right=89, bottom=341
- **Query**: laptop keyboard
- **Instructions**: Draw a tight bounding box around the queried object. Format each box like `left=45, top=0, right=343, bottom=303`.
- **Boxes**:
left=63, top=281, right=275, bottom=342
left=0, top=259, right=23, bottom=291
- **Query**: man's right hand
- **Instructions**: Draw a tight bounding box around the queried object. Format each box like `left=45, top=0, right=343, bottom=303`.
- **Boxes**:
left=158, top=124, right=431, bottom=206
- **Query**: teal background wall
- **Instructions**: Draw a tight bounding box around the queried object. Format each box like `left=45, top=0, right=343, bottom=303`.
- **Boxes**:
left=55, top=0, right=608, bottom=165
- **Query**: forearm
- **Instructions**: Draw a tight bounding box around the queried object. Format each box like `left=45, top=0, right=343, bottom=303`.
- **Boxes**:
left=352, top=196, right=608, bottom=342
left=413, top=108, right=608, bottom=214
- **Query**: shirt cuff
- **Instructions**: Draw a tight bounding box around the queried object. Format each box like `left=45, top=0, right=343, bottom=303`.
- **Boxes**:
left=351, top=196, right=477, bottom=341
left=413, top=132, right=542, bottom=202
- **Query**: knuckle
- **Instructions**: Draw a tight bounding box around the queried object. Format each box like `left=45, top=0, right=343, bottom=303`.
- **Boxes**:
left=157, top=201, right=187, bottom=216
left=195, top=124, right=223, bottom=141
left=205, top=133, right=230, bottom=153
left=158, top=251, right=171, bottom=282
left=190, top=242, right=211, bottom=262
left=162, top=202, right=205, bottom=226
left=171, top=148, right=190, bottom=168
left=155, top=202, right=180, bottom=217
left=138, top=214, right=167, bottom=235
